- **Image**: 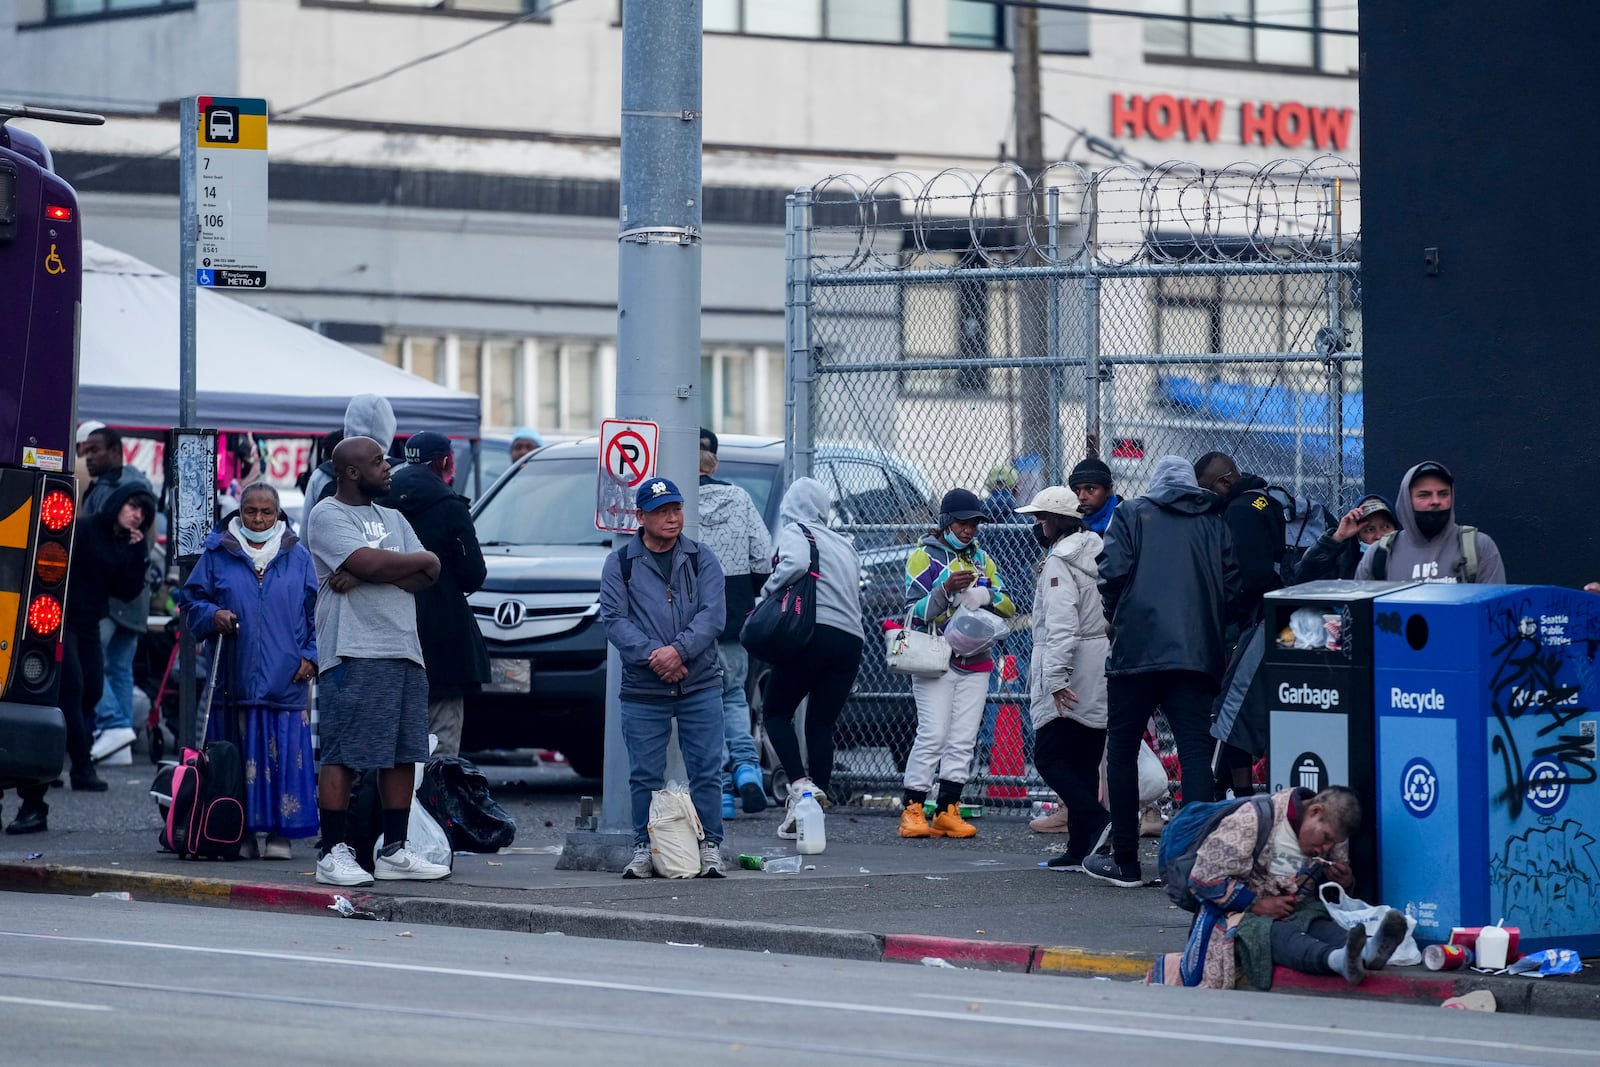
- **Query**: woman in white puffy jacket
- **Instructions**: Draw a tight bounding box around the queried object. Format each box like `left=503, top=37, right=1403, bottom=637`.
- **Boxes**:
left=1016, top=486, right=1111, bottom=872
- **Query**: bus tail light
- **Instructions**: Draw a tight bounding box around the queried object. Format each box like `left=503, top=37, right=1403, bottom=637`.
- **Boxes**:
left=34, top=540, right=67, bottom=585
left=27, top=594, right=62, bottom=636
left=40, top=490, right=73, bottom=531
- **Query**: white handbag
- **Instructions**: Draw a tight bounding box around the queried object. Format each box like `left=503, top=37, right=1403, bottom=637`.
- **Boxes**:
left=885, top=612, right=952, bottom=678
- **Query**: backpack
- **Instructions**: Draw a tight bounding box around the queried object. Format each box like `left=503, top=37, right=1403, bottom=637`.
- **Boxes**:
left=1369, top=526, right=1479, bottom=583
left=1158, top=793, right=1275, bottom=912
left=158, top=741, right=247, bottom=860
left=1280, top=493, right=1337, bottom=582
left=617, top=544, right=701, bottom=587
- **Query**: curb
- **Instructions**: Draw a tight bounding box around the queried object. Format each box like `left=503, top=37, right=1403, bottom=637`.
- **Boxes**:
left=3, top=862, right=1597, bottom=1020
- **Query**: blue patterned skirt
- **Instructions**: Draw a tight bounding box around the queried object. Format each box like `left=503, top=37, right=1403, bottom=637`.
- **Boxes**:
left=208, top=702, right=319, bottom=838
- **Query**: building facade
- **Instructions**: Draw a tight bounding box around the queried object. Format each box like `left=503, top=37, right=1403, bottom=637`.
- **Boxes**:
left=3, top=0, right=1359, bottom=437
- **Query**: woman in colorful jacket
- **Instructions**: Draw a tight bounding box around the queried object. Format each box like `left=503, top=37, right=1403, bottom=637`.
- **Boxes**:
left=184, top=484, right=319, bottom=860
left=898, top=488, right=1015, bottom=839
left=1149, top=786, right=1407, bottom=989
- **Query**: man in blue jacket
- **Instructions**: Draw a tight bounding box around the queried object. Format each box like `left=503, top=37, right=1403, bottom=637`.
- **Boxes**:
left=599, top=478, right=728, bottom=879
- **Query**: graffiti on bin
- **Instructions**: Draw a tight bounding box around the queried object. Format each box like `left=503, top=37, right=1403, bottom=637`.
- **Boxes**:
left=1490, top=819, right=1600, bottom=934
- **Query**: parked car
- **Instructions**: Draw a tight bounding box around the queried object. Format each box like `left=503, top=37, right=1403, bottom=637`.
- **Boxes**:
left=462, top=435, right=931, bottom=778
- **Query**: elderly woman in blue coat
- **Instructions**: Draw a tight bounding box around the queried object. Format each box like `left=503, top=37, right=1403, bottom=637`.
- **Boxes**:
left=184, top=483, right=319, bottom=860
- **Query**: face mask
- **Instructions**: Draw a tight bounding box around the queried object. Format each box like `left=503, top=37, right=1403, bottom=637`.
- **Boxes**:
left=1414, top=510, right=1450, bottom=539
left=240, top=521, right=278, bottom=545
left=1032, top=524, right=1054, bottom=548
left=944, top=531, right=972, bottom=552
left=1358, top=541, right=1372, bottom=554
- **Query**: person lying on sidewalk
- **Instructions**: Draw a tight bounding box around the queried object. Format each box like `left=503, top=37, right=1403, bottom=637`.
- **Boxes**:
left=1148, top=785, right=1408, bottom=990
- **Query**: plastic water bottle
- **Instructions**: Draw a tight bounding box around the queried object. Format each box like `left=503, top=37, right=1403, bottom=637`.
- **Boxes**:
left=795, top=791, right=826, bottom=854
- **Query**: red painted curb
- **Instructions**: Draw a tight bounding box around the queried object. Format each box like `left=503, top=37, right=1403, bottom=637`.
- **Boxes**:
left=228, top=882, right=342, bottom=912
left=1270, top=966, right=1455, bottom=1002
left=882, top=933, right=1036, bottom=972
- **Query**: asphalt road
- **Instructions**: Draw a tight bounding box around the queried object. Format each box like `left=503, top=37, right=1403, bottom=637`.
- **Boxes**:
left=3, top=894, right=1598, bottom=1067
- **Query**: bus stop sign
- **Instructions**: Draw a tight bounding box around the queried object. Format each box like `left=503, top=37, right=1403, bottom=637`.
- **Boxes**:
left=596, top=419, right=658, bottom=532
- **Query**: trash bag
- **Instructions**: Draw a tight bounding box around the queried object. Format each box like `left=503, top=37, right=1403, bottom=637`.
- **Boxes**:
left=1319, top=883, right=1423, bottom=967
left=943, top=605, right=1010, bottom=658
left=418, top=756, right=518, bottom=853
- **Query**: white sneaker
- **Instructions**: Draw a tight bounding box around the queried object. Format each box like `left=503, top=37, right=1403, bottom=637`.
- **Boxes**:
left=315, top=843, right=375, bottom=887
left=697, top=841, right=725, bottom=878
left=622, top=844, right=654, bottom=879
left=262, top=834, right=293, bottom=861
left=374, top=845, right=451, bottom=881
left=91, top=727, right=136, bottom=762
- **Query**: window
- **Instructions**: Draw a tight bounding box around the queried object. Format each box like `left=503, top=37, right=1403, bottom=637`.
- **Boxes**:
left=1144, top=0, right=1356, bottom=74
left=318, top=0, right=548, bottom=13
left=701, top=345, right=785, bottom=436
left=47, top=0, right=189, bottom=18
left=947, top=1, right=1088, bottom=53
left=704, top=0, right=906, bottom=43
left=535, top=340, right=600, bottom=432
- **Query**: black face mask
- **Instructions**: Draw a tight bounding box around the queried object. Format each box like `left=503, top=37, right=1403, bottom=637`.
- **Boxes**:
left=1414, top=509, right=1450, bottom=538
left=1032, top=524, right=1054, bottom=548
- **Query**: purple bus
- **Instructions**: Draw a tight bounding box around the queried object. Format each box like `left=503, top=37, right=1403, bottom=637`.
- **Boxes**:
left=0, top=105, right=101, bottom=787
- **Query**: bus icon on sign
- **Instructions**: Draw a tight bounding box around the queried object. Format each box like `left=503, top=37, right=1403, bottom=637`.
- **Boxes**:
left=207, top=108, right=237, bottom=143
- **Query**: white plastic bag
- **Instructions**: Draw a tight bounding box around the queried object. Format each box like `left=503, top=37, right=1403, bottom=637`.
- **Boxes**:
left=1137, top=741, right=1169, bottom=805
left=374, top=755, right=454, bottom=870
left=648, top=782, right=704, bottom=878
left=944, top=605, right=1009, bottom=658
left=1319, top=883, right=1422, bottom=967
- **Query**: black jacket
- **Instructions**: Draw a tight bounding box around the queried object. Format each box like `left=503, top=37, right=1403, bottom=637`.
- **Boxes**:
left=1097, top=459, right=1243, bottom=681
left=1292, top=532, right=1361, bottom=583
left=66, top=481, right=151, bottom=638
left=1218, top=473, right=1286, bottom=621
left=382, top=463, right=490, bottom=696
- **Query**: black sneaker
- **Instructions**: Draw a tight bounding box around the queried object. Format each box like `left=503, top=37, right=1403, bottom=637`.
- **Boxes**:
left=1045, top=852, right=1086, bottom=873
left=5, top=803, right=48, bottom=835
left=1083, top=855, right=1145, bottom=888
left=71, top=767, right=109, bottom=792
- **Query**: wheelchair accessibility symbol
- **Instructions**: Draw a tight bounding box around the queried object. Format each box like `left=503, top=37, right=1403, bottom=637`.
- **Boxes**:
left=44, top=244, right=65, bottom=276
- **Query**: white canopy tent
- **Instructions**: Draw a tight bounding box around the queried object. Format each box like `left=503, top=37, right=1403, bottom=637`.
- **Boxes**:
left=78, top=241, right=481, bottom=439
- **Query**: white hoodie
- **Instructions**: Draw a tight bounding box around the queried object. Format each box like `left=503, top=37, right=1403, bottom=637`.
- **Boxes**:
left=1028, top=529, right=1110, bottom=731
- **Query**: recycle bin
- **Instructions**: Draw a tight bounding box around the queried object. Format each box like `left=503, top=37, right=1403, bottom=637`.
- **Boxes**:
left=1374, top=584, right=1600, bottom=954
left=1261, top=581, right=1415, bottom=899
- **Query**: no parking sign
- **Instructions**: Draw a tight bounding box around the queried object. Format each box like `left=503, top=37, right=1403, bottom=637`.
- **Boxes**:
left=595, top=419, right=659, bottom=532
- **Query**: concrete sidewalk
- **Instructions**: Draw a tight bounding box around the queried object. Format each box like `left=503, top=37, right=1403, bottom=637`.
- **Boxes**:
left=3, top=766, right=1597, bottom=1019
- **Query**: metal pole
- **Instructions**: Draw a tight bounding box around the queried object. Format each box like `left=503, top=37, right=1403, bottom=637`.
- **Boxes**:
left=1323, top=178, right=1346, bottom=509
left=1045, top=186, right=1063, bottom=483
left=602, top=0, right=703, bottom=838
left=786, top=188, right=814, bottom=481
left=177, top=97, right=198, bottom=749
left=1083, top=183, right=1103, bottom=458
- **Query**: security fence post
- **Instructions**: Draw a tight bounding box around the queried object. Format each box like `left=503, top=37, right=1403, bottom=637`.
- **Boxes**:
left=1083, top=182, right=1103, bottom=458
left=786, top=187, right=815, bottom=482
left=1045, top=185, right=1064, bottom=484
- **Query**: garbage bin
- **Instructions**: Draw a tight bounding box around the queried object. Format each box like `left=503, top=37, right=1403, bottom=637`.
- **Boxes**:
left=1261, top=580, right=1415, bottom=900
left=1374, top=584, right=1600, bottom=954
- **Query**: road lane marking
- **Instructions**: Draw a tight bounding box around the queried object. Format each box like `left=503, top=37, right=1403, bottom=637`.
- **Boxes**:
left=914, top=994, right=1598, bottom=1059
left=0, top=994, right=111, bottom=1012
left=0, top=971, right=1005, bottom=1067
left=0, top=931, right=1565, bottom=1067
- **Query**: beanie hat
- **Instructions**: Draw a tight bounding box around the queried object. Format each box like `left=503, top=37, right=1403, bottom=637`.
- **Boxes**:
left=1068, top=457, right=1113, bottom=490
left=937, top=488, right=986, bottom=528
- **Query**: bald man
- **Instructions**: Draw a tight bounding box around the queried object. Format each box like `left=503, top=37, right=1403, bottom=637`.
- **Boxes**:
left=305, top=436, right=447, bottom=887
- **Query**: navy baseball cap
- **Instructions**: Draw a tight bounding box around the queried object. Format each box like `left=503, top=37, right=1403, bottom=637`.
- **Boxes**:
left=404, top=430, right=452, bottom=464
left=636, top=477, right=685, bottom=512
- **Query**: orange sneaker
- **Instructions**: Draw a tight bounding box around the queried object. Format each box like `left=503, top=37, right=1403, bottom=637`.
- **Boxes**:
left=898, top=802, right=934, bottom=838
left=930, top=803, right=978, bottom=839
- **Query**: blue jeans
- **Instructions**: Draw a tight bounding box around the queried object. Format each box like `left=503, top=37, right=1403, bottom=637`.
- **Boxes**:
left=94, top=619, right=139, bottom=732
left=717, top=641, right=760, bottom=791
left=620, top=688, right=725, bottom=846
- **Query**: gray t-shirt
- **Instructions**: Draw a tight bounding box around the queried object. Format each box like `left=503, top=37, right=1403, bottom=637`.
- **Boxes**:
left=306, top=498, right=426, bottom=673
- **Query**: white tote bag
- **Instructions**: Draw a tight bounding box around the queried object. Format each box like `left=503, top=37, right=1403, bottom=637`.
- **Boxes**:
left=885, top=612, right=952, bottom=678
left=1137, top=740, right=1169, bottom=805
left=1319, top=883, right=1423, bottom=967
left=648, top=783, right=704, bottom=878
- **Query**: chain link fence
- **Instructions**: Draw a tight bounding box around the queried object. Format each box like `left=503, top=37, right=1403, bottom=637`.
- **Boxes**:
left=782, top=158, right=1362, bottom=810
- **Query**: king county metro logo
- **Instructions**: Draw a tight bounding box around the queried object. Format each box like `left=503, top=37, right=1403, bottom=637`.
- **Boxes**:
left=1524, top=758, right=1568, bottom=815
left=1401, top=757, right=1438, bottom=818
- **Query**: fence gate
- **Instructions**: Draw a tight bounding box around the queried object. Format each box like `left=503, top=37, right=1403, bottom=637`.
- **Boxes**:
left=783, top=158, right=1363, bottom=809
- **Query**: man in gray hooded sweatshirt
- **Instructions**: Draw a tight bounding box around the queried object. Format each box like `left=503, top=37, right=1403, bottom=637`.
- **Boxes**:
left=1088, top=455, right=1242, bottom=888
left=1354, top=461, right=1505, bottom=584
left=303, top=394, right=398, bottom=519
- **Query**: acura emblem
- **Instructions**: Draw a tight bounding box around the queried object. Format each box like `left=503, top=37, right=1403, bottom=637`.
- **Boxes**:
left=493, top=600, right=527, bottom=628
